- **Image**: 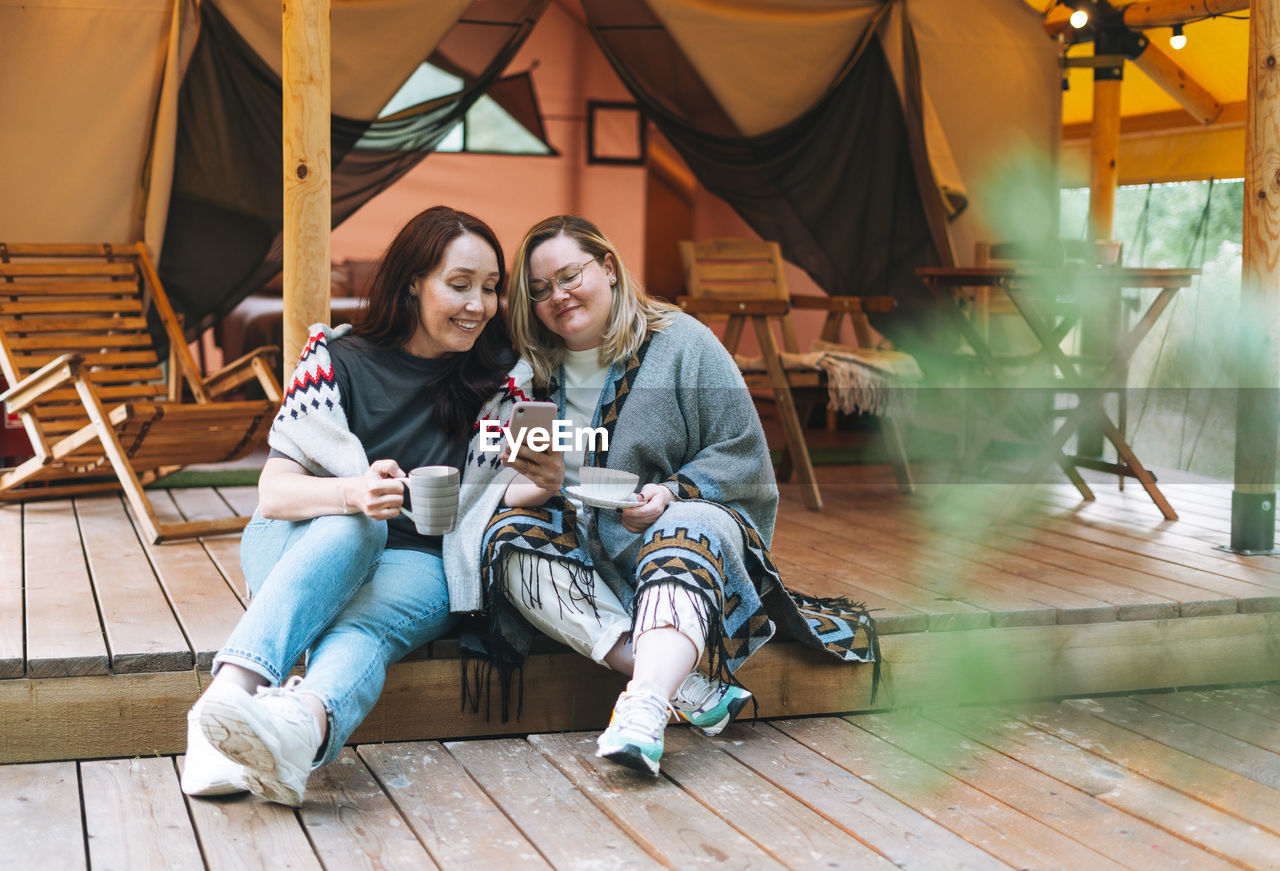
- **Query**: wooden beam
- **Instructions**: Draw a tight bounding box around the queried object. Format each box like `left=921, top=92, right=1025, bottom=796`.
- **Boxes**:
left=1231, top=0, right=1280, bottom=553
left=281, top=0, right=331, bottom=378
left=1063, top=100, right=1246, bottom=140
left=1122, top=0, right=1250, bottom=29
left=4, top=614, right=1279, bottom=763
left=1130, top=41, right=1225, bottom=124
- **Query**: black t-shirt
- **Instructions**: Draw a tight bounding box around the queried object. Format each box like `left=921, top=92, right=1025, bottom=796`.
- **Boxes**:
left=270, top=334, right=466, bottom=555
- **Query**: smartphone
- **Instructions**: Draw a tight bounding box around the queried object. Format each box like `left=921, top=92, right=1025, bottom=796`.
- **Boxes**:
left=508, top=400, right=558, bottom=453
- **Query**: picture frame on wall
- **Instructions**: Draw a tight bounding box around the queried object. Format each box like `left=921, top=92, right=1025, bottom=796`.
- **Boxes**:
left=586, top=101, right=645, bottom=165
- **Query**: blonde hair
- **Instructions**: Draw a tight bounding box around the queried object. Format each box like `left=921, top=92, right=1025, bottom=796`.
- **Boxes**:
left=507, top=215, right=678, bottom=388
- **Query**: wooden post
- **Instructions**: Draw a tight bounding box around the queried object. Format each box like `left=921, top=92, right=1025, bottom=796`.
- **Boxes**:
left=1080, top=49, right=1125, bottom=458
left=1230, top=0, right=1280, bottom=554
left=281, top=0, right=331, bottom=378
left=1088, top=79, right=1122, bottom=244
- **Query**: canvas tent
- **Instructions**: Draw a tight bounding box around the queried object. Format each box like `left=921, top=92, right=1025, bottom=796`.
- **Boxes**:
left=0, top=0, right=1060, bottom=359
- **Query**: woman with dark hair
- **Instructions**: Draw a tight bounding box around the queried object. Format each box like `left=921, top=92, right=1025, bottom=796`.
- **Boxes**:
left=180, top=206, right=512, bottom=807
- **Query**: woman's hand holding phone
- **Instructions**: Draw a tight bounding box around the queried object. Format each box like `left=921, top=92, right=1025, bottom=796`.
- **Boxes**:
left=501, top=401, right=565, bottom=502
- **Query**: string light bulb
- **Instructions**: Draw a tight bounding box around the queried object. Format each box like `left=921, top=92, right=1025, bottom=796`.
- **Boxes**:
left=1170, top=23, right=1186, bottom=50
left=1070, top=8, right=1089, bottom=28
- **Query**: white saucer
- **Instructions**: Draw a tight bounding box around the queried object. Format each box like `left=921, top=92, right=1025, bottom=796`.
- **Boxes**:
left=565, top=484, right=641, bottom=510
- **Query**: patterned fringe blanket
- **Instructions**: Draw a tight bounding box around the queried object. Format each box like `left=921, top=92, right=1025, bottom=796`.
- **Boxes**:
left=734, top=340, right=922, bottom=418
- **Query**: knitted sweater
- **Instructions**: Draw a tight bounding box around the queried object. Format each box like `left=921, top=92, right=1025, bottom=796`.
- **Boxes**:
left=267, top=323, right=369, bottom=479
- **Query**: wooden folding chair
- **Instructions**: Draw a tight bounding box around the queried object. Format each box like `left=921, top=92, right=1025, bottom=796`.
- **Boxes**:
left=0, top=243, right=282, bottom=543
left=678, top=239, right=915, bottom=511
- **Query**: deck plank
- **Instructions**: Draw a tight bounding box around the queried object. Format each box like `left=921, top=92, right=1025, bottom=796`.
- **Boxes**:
left=799, top=488, right=1121, bottom=624
left=703, top=721, right=1008, bottom=870
left=212, top=487, right=258, bottom=605
left=1137, top=689, right=1280, bottom=752
left=218, top=485, right=260, bottom=519
left=773, top=717, right=1126, bottom=871
left=984, top=524, right=1241, bottom=616
left=771, top=519, right=993, bottom=632
left=913, top=483, right=1248, bottom=614
left=177, top=757, right=323, bottom=871
left=777, top=494, right=1061, bottom=628
left=75, top=496, right=193, bottom=673
left=529, top=730, right=791, bottom=870
left=934, top=705, right=1280, bottom=870
left=0, top=505, right=22, bottom=677
left=773, top=554, right=931, bottom=635
left=23, top=500, right=108, bottom=677
left=130, top=491, right=246, bottom=668
left=300, top=747, right=439, bottom=870
left=1196, top=686, right=1280, bottom=723
left=1012, top=507, right=1280, bottom=610
left=81, top=757, right=205, bottom=870
left=1016, top=698, right=1280, bottom=835
left=446, top=737, right=662, bottom=870
left=0, top=761, right=87, bottom=870
left=1062, top=696, right=1280, bottom=790
left=814, top=485, right=1184, bottom=620
left=167, top=487, right=252, bottom=607
left=358, top=742, right=553, bottom=870
left=959, top=528, right=1183, bottom=619
left=851, top=709, right=1238, bottom=871
left=1030, top=489, right=1280, bottom=581
left=653, top=727, right=899, bottom=870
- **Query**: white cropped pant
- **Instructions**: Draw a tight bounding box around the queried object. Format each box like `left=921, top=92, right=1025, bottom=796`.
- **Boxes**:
left=502, top=553, right=708, bottom=666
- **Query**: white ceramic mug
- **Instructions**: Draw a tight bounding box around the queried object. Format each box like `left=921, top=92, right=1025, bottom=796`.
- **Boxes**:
left=402, top=465, right=460, bottom=535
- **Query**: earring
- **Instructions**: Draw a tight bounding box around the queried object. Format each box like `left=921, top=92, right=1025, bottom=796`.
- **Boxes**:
left=609, top=276, right=616, bottom=285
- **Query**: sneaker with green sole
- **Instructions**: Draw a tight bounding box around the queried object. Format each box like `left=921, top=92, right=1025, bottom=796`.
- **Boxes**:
left=672, top=671, right=752, bottom=737
left=595, top=680, right=673, bottom=776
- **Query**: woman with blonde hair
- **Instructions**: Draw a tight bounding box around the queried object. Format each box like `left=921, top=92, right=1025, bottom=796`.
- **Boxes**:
left=447, top=215, right=877, bottom=775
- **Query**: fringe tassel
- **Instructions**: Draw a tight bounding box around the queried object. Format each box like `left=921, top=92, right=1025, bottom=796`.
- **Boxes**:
left=790, top=591, right=885, bottom=705
left=460, top=547, right=603, bottom=724
left=631, top=579, right=733, bottom=685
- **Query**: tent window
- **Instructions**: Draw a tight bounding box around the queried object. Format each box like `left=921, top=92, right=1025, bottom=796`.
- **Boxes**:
left=1060, top=178, right=1245, bottom=480
left=379, top=62, right=553, bottom=156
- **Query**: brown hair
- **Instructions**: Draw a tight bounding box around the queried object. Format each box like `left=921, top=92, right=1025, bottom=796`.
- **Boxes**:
left=353, top=206, right=513, bottom=438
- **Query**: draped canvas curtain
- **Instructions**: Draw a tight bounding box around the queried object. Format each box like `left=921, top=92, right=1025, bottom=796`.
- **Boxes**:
left=158, top=0, right=547, bottom=331
left=580, top=0, right=962, bottom=350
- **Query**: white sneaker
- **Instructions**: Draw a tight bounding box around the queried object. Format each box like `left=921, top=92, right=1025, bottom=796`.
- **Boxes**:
left=672, top=671, right=753, bottom=737
left=198, top=676, right=323, bottom=807
left=595, top=680, right=674, bottom=776
left=180, top=693, right=248, bottom=797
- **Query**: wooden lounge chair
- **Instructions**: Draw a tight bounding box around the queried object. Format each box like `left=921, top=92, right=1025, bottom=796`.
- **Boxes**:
left=0, top=243, right=281, bottom=543
left=678, top=238, right=917, bottom=511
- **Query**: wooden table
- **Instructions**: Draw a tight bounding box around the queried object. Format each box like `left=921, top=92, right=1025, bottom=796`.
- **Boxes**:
left=918, top=265, right=1198, bottom=520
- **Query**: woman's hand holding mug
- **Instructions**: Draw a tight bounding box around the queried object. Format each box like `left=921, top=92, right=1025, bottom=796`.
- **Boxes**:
left=347, top=459, right=408, bottom=519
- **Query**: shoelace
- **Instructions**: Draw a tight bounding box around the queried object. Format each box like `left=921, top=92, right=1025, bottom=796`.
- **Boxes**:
left=253, top=676, right=312, bottom=725
left=674, top=672, right=717, bottom=710
left=612, top=688, right=675, bottom=740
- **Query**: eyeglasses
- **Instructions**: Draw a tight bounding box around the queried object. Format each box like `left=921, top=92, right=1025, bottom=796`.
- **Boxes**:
left=528, top=253, right=604, bottom=302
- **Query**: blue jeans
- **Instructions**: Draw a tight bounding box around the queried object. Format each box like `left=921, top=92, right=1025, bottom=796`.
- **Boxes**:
left=214, top=512, right=454, bottom=765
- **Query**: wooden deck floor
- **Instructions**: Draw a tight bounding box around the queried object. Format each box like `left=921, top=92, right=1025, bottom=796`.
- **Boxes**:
left=3, top=464, right=1280, bottom=763
left=7, top=685, right=1280, bottom=870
